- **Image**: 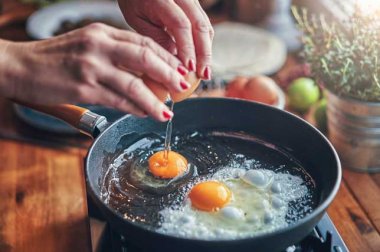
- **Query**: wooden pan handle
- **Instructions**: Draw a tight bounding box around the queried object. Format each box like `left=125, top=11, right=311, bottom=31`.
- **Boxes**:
left=14, top=101, right=89, bottom=128
left=13, top=100, right=108, bottom=137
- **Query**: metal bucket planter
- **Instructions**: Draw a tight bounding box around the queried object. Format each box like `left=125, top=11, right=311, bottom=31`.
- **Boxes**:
left=327, top=91, right=380, bottom=172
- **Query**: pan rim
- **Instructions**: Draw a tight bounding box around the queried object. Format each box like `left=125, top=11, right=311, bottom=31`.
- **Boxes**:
left=85, top=97, right=342, bottom=244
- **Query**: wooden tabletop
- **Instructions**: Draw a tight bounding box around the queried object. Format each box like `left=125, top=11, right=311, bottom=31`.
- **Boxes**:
left=1, top=2, right=380, bottom=252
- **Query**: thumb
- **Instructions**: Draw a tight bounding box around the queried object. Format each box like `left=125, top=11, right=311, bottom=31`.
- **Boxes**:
left=132, top=18, right=177, bottom=55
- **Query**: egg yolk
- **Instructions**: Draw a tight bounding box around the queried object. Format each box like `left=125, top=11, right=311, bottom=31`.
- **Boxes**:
left=189, top=181, right=232, bottom=212
left=148, top=150, right=188, bottom=179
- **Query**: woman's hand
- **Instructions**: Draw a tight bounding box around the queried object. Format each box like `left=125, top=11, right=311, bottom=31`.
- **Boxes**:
left=0, top=23, right=192, bottom=121
left=118, top=0, right=214, bottom=80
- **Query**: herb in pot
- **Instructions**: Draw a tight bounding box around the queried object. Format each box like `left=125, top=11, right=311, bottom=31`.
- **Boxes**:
left=292, top=6, right=380, bottom=102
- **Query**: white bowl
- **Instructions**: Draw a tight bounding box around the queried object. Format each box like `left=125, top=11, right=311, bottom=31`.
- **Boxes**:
left=27, top=1, right=130, bottom=39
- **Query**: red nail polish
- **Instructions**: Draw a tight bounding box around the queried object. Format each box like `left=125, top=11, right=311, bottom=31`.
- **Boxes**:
left=180, top=81, right=190, bottom=90
left=163, top=111, right=173, bottom=120
left=188, top=59, right=196, bottom=72
left=204, top=66, right=211, bottom=80
left=177, top=65, right=188, bottom=76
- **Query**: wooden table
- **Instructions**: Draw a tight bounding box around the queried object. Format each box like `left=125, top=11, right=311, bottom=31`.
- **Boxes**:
left=1, top=2, right=380, bottom=252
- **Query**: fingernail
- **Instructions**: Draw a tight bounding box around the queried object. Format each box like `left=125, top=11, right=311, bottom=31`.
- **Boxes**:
left=203, top=66, right=211, bottom=80
left=188, top=59, right=196, bottom=72
left=180, top=80, right=190, bottom=90
left=163, top=110, right=173, bottom=120
left=177, top=65, right=188, bottom=76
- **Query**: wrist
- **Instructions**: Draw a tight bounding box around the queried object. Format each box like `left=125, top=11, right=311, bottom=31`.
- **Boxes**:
left=0, top=40, right=26, bottom=99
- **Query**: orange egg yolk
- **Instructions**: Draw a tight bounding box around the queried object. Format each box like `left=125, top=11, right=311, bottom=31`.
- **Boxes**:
left=188, top=181, right=232, bottom=212
left=148, top=150, right=188, bottom=179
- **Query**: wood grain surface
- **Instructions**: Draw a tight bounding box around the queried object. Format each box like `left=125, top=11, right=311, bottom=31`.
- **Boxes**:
left=0, top=140, right=90, bottom=252
left=328, top=180, right=380, bottom=251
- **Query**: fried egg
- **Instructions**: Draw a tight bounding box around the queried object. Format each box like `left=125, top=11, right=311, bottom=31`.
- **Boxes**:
left=148, top=150, right=188, bottom=179
left=189, top=181, right=232, bottom=211
left=122, top=148, right=195, bottom=195
left=157, top=167, right=309, bottom=240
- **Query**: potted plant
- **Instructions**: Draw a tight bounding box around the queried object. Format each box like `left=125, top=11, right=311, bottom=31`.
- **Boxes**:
left=292, top=7, right=380, bottom=172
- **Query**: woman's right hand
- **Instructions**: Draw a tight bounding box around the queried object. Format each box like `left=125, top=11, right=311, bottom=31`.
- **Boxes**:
left=0, top=23, right=192, bottom=121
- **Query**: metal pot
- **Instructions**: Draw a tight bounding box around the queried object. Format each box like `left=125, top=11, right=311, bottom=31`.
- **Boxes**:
left=327, top=91, right=380, bottom=172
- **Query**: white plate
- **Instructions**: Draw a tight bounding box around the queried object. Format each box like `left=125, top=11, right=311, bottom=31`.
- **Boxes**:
left=27, top=0, right=130, bottom=39
left=212, top=22, right=287, bottom=79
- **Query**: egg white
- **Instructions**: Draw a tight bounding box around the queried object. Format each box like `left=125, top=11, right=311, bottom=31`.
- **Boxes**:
left=157, top=167, right=309, bottom=240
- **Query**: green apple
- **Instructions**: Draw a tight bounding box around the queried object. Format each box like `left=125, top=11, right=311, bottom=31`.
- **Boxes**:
left=288, top=78, right=320, bottom=112
left=314, top=98, right=328, bottom=133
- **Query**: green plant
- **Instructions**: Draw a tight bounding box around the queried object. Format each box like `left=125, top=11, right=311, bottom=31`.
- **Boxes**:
left=292, top=6, right=380, bottom=102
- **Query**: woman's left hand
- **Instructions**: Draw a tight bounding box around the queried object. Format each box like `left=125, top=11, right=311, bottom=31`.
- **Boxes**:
left=118, top=0, right=214, bottom=80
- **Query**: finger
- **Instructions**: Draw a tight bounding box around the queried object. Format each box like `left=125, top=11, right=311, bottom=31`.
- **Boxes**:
left=77, top=83, right=147, bottom=117
left=109, top=42, right=190, bottom=93
left=99, top=68, right=173, bottom=122
left=97, top=88, right=147, bottom=117
left=135, top=22, right=177, bottom=55
left=175, top=0, right=213, bottom=80
left=154, top=1, right=196, bottom=71
left=194, top=0, right=214, bottom=40
left=114, top=18, right=177, bottom=55
left=107, top=27, right=180, bottom=69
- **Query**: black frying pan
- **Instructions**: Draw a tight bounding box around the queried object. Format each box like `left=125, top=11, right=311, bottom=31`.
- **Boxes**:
left=22, top=98, right=341, bottom=252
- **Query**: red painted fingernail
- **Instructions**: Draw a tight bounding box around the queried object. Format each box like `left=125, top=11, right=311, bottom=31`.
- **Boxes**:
left=188, top=59, right=196, bottom=72
left=203, top=66, right=211, bottom=80
left=163, top=110, right=173, bottom=120
left=180, top=81, right=190, bottom=90
left=177, top=65, right=188, bottom=76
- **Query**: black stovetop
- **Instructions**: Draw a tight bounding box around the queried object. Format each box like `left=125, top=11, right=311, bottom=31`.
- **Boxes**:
left=95, top=214, right=347, bottom=252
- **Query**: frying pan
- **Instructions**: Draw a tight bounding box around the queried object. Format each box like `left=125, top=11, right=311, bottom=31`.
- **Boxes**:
left=23, top=98, right=341, bottom=252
